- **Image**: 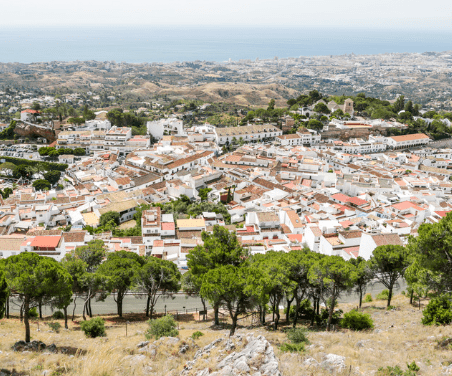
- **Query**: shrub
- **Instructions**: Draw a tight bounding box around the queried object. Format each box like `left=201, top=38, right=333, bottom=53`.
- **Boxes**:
left=52, top=311, right=64, bottom=319
left=340, top=309, right=374, bottom=330
left=422, top=295, right=452, bottom=326
left=377, top=363, right=419, bottom=376
left=376, top=289, right=390, bottom=301
left=285, top=299, right=312, bottom=319
left=279, top=342, right=305, bottom=353
left=387, top=305, right=396, bottom=311
left=48, top=322, right=61, bottom=333
left=407, top=361, right=420, bottom=372
left=364, top=293, right=373, bottom=303
left=191, top=331, right=204, bottom=340
left=80, top=317, right=106, bottom=338
left=29, top=307, right=38, bottom=318
left=316, top=308, right=343, bottom=326
left=145, top=315, right=179, bottom=340
left=286, top=328, right=310, bottom=344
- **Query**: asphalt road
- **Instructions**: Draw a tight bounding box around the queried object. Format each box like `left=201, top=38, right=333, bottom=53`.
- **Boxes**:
left=8, top=279, right=407, bottom=316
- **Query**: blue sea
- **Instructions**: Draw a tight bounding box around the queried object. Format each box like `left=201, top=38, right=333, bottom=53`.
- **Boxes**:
left=1, top=26, right=451, bottom=64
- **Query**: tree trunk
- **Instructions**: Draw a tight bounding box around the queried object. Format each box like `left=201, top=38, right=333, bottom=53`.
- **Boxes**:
left=24, top=298, right=30, bottom=342
left=327, top=296, right=336, bottom=332
left=146, top=295, right=151, bottom=318
left=117, top=295, right=123, bottom=317
left=316, top=298, right=320, bottom=315
left=275, top=306, right=280, bottom=330
left=230, top=312, right=239, bottom=336
left=410, top=290, right=414, bottom=305
left=359, top=287, right=363, bottom=309
left=387, top=288, right=393, bottom=307
left=272, top=299, right=276, bottom=323
left=285, top=297, right=294, bottom=324
left=72, top=297, right=77, bottom=321
left=38, top=300, right=42, bottom=319
left=63, top=306, right=68, bottom=329
left=88, top=297, right=92, bottom=318
left=293, top=298, right=301, bottom=328
left=214, top=304, right=220, bottom=325
left=20, top=302, right=24, bottom=322
left=6, top=294, right=9, bottom=319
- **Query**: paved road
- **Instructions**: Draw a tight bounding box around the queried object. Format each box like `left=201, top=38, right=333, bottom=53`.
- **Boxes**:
left=8, top=279, right=406, bottom=316
left=8, top=294, right=209, bottom=317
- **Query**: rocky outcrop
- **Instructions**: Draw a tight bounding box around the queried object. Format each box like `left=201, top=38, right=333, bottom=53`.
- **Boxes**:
left=182, top=334, right=281, bottom=376
left=14, top=121, right=56, bottom=142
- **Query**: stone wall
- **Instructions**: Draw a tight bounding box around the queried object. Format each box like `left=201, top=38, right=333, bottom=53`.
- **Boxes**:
left=14, top=122, right=56, bottom=143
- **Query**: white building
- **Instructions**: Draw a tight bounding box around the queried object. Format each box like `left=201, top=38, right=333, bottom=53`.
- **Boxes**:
left=387, top=134, right=430, bottom=149
left=214, top=124, right=282, bottom=145
left=147, top=118, right=185, bottom=140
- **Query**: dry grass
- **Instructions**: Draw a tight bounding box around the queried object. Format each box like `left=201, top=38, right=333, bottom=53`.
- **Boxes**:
left=1, top=294, right=452, bottom=375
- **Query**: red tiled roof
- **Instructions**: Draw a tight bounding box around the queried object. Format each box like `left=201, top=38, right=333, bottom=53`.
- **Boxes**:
left=287, top=234, right=303, bottom=242
left=161, top=222, right=175, bottom=230
left=30, top=235, right=61, bottom=248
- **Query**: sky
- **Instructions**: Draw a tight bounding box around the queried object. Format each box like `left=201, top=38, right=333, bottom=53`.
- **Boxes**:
left=2, top=0, right=452, bottom=29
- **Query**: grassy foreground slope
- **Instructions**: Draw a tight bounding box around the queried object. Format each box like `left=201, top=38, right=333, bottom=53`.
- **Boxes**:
left=0, top=294, right=450, bottom=375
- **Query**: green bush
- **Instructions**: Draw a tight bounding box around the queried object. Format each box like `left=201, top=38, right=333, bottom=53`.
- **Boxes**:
left=0, top=156, right=68, bottom=172
left=52, top=311, right=64, bottom=319
left=285, top=299, right=311, bottom=319
left=317, top=308, right=343, bottom=326
left=364, top=293, right=373, bottom=303
left=48, top=322, right=61, bottom=333
left=376, top=289, right=390, bottom=301
left=145, top=315, right=179, bottom=340
left=340, top=309, right=374, bottom=330
left=422, top=295, right=452, bottom=326
left=191, top=331, right=204, bottom=340
left=286, top=328, right=310, bottom=344
left=29, top=307, right=38, bottom=318
left=407, top=361, right=420, bottom=372
left=279, top=342, right=305, bottom=353
left=377, top=363, right=419, bottom=376
left=80, top=317, right=106, bottom=338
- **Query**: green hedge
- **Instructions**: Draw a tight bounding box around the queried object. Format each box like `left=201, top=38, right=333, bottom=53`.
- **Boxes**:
left=0, top=156, right=68, bottom=172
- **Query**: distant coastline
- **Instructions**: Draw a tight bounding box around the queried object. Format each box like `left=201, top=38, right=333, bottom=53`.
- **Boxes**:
left=1, top=26, right=452, bottom=64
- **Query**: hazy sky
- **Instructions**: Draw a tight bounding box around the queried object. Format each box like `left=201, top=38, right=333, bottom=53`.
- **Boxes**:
left=3, top=0, right=452, bottom=29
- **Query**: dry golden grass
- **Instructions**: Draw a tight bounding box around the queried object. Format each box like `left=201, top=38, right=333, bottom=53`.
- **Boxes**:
left=1, top=294, right=452, bottom=375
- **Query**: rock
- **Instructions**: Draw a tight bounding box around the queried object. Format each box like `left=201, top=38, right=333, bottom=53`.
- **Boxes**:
left=0, top=370, right=11, bottom=376
left=179, top=344, right=189, bottom=354
left=355, top=340, right=370, bottom=348
left=195, top=369, right=210, bottom=376
left=161, top=337, right=180, bottom=346
left=47, top=344, right=57, bottom=353
left=125, top=354, right=147, bottom=362
left=234, top=359, right=250, bottom=372
left=321, top=354, right=346, bottom=373
left=181, top=334, right=281, bottom=376
left=303, top=357, right=319, bottom=367
left=224, top=340, right=235, bottom=351
left=137, top=341, right=150, bottom=348
left=438, top=338, right=452, bottom=349
left=203, top=338, right=223, bottom=352
left=14, top=122, right=56, bottom=143
left=12, top=341, right=27, bottom=352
